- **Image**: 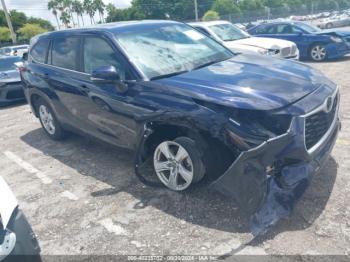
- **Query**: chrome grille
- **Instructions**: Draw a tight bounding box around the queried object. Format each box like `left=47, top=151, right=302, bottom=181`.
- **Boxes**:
left=281, top=47, right=291, bottom=57
left=305, top=94, right=338, bottom=150
left=291, top=45, right=297, bottom=55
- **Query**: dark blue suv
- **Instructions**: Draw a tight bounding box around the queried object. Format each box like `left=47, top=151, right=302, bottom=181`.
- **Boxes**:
left=21, top=21, right=340, bottom=233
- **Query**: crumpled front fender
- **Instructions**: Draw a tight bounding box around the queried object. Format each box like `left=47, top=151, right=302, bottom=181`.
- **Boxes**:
left=211, top=131, right=292, bottom=215
left=211, top=114, right=340, bottom=235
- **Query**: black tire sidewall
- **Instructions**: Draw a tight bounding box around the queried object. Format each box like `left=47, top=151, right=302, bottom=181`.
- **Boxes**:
left=173, top=137, right=206, bottom=184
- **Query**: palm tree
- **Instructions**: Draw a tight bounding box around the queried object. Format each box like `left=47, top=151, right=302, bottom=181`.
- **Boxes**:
left=63, top=0, right=75, bottom=27
left=93, top=0, right=105, bottom=23
left=48, top=0, right=60, bottom=29
left=72, top=0, right=84, bottom=27
left=83, top=0, right=96, bottom=25
left=60, top=10, right=71, bottom=28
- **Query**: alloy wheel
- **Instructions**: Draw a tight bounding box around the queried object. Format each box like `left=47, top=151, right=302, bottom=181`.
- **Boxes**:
left=311, top=45, right=326, bottom=61
left=153, top=141, right=194, bottom=191
left=39, top=105, right=56, bottom=135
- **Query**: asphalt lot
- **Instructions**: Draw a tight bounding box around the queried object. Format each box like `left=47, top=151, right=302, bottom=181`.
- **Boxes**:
left=1, top=57, right=350, bottom=258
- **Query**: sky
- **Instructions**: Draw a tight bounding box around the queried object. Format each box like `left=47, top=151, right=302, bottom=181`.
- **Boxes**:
left=3, top=0, right=132, bottom=26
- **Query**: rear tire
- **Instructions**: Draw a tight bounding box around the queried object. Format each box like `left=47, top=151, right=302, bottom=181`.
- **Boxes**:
left=35, top=98, right=67, bottom=140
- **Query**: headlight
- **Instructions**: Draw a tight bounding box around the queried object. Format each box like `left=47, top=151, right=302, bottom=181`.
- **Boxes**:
left=257, top=48, right=268, bottom=55
left=330, top=36, right=343, bottom=43
left=258, top=48, right=279, bottom=56
left=229, top=109, right=293, bottom=138
left=0, top=73, right=9, bottom=79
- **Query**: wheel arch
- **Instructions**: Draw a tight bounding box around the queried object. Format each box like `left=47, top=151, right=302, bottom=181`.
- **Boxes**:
left=136, top=120, right=239, bottom=184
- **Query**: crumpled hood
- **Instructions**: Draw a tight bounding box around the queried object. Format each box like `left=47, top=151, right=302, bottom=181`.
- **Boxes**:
left=316, top=29, right=350, bottom=38
left=156, top=54, right=335, bottom=111
left=226, top=36, right=294, bottom=50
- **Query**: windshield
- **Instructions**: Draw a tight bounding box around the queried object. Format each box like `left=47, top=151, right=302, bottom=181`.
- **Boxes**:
left=116, top=23, right=233, bottom=80
left=296, top=22, right=321, bottom=33
left=209, top=23, right=250, bottom=41
left=0, top=57, right=22, bottom=71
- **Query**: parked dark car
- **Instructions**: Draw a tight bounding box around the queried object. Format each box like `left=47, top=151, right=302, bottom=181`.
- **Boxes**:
left=21, top=21, right=341, bottom=234
left=0, top=56, right=25, bottom=106
left=248, top=21, right=350, bottom=61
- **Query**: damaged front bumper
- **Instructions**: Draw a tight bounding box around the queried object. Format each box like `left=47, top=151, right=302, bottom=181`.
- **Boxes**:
left=211, top=95, right=341, bottom=235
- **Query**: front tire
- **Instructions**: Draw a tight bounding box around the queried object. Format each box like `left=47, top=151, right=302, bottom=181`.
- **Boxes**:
left=153, top=137, right=205, bottom=191
left=35, top=98, right=67, bottom=140
left=326, top=23, right=333, bottom=29
left=310, top=44, right=327, bottom=62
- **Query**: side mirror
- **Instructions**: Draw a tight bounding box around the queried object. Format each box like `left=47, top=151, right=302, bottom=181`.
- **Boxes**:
left=22, top=52, right=28, bottom=61
left=91, top=65, right=120, bottom=82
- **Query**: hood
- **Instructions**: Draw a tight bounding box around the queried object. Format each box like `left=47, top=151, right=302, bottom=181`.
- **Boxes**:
left=0, top=70, right=20, bottom=83
left=156, top=54, right=335, bottom=111
left=316, top=29, right=350, bottom=38
left=227, top=36, right=294, bottom=50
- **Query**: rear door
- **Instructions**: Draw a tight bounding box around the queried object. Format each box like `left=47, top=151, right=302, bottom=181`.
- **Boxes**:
left=269, top=24, right=300, bottom=42
left=42, top=36, right=92, bottom=129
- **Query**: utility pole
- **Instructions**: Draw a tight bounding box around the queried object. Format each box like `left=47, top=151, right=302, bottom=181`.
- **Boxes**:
left=1, top=0, right=16, bottom=44
left=194, top=0, right=199, bottom=21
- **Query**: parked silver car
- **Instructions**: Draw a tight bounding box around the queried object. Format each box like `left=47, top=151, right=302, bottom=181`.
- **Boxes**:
left=0, top=56, right=25, bottom=106
left=317, top=14, right=350, bottom=29
left=0, top=45, right=29, bottom=57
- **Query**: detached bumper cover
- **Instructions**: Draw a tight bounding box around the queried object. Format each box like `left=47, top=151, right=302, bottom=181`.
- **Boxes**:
left=211, top=111, right=340, bottom=235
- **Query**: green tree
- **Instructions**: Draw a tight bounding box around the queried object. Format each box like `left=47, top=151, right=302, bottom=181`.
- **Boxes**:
left=48, top=0, right=61, bottom=29
left=60, top=11, right=71, bottom=27
left=17, top=23, right=47, bottom=41
left=84, top=0, right=96, bottom=24
left=106, top=4, right=145, bottom=22
left=72, top=0, right=85, bottom=26
left=202, top=10, right=220, bottom=21
left=93, top=0, right=105, bottom=23
left=27, top=17, right=54, bottom=31
left=212, top=0, right=241, bottom=16
left=0, top=26, right=11, bottom=43
left=9, top=10, right=27, bottom=31
left=63, top=0, right=76, bottom=26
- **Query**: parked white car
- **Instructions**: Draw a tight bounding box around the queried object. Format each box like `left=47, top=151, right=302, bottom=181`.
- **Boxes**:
left=189, top=21, right=299, bottom=59
left=0, top=45, right=29, bottom=57
left=0, top=176, right=40, bottom=260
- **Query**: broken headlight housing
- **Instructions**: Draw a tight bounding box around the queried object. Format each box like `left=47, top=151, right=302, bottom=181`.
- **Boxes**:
left=229, top=109, right=293, bottom=142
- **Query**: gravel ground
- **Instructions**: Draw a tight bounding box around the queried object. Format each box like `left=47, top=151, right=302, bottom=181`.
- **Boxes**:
left=1, top=54, right=350, bottom=258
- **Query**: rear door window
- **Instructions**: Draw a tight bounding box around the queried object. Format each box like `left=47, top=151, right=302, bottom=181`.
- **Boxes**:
left=51, top=37, right=80, bottom=70
left=276, top=24, right=293, bottom=34
left=31, top=39, right=50, bottom=63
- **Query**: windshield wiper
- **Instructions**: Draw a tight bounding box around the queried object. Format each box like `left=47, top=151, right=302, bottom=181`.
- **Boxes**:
left=150, top=70, right=189, bottom=80
left=192, top=59, right=223, bottom=71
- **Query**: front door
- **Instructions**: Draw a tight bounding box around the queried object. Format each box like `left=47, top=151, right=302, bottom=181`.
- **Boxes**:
left=72, top=35, right=141, bottom=149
